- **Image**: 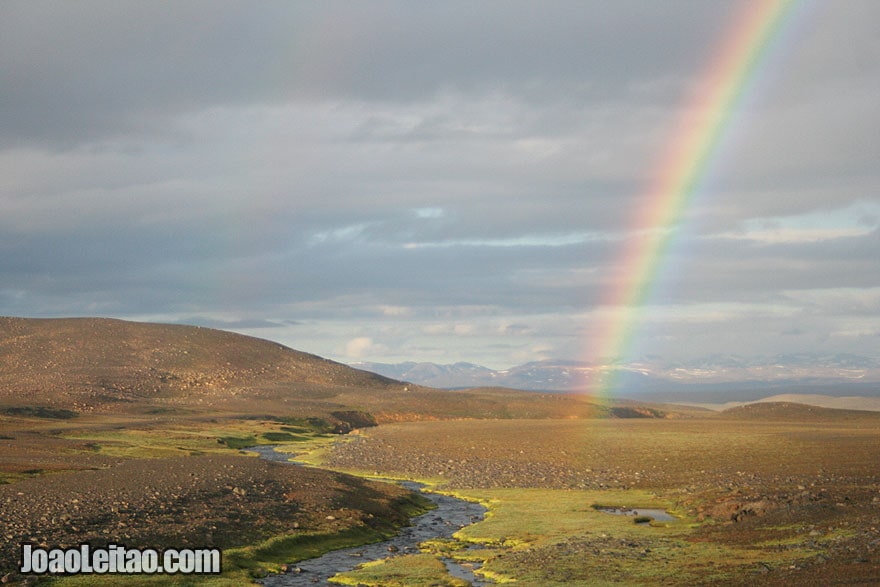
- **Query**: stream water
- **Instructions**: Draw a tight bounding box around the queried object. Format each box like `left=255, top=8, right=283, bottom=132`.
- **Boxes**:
left=247, top=445, right=492, bottom=586
left=596, top=507, right=677, bottom=522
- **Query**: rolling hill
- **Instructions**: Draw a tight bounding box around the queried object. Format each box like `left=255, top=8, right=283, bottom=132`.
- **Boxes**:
left=0, top=317, right=614, bottom=422
left=718, top=401, right=880, bottom=422
left=0, top=317, right=401, bottom=413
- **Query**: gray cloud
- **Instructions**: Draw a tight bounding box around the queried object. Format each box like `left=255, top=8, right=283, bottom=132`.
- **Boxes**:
left=1, top=1, right=878, bottom=369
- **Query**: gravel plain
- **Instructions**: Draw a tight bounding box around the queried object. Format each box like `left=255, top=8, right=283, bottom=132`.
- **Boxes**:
left=0, top=453, right=413, bottom=581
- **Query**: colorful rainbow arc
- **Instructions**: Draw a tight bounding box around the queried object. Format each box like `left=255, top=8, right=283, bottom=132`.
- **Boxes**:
left=583, top=0, right=801, bottom=399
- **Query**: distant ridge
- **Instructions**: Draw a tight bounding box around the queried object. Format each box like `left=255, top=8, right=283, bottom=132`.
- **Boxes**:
left=719, top=401, right=880, bottom=421
left=353, top=356, right=880, bottom=398
left=679, top=393, right=880, bottom=413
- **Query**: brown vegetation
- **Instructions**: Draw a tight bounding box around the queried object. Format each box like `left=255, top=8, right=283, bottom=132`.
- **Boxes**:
left=0, top=316, right=400, bottom=415
left=3, top=317, right=879, bottom=584
left=0, top=317, right=623, bottom=422
left=324, top=415, right=880, bottom=584
left=0, top=453, right=418, bottom=580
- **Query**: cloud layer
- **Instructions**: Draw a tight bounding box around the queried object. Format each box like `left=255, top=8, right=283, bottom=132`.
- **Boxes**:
left=1, top=1, right=878, bottom=368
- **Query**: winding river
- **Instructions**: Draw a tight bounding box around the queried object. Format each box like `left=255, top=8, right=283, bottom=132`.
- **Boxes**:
left=248, top=445, right=492, bottom=586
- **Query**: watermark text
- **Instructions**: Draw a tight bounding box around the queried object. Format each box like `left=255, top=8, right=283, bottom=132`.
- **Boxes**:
left=20, top=543, right=221, bottom=575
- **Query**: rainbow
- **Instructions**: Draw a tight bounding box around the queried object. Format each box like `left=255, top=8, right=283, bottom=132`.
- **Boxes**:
left=583, top=0, right=803, bottom=399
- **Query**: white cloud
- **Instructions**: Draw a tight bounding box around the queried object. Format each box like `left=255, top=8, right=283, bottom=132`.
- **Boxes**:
left=719, top=201, right=880, bottom=243
left=343, top=337, right=386, bottom=360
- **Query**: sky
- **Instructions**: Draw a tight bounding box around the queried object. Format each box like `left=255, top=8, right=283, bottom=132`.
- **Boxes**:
left=1, top=1, right=878, bottom=370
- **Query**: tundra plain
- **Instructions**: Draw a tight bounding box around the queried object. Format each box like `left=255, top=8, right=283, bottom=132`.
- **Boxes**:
left=324, top=413, right=880, bottom=585
left=1, top=318, right=879, bottom=585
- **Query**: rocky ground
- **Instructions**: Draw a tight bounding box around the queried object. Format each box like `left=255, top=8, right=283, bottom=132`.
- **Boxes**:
left=324, top=417, right=880, bottom=585
left=3, top=405, right=879, bottom=585
left=0, top=454, right=414, bottom=583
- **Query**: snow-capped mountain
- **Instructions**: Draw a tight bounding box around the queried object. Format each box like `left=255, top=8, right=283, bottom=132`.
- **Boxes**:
left=352, top=354, right=880, bottom=397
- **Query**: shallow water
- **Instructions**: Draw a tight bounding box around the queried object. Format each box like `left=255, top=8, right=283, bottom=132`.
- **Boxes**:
left=597, top=506, right=676, bottom=522
left=247, top=445, right=492, bottom=586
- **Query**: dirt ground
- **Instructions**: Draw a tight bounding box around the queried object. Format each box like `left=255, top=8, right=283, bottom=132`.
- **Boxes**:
left=0, top=453, right=414, bottom=582
left=323, top=414, right=880, bottom=585
left=2, top=406, right=879, bottom=585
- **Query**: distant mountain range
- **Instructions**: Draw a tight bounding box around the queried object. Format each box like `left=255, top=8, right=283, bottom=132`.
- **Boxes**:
left=351, top=354, right=880, bottom=402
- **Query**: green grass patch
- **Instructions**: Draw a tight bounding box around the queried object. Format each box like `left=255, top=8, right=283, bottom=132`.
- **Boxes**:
left=330, top=553, right=471, bottom=586
left=60, top=428, right=215, bottom=458
left=228, top=526, right=389, bottom=568
left=60, top=418, right=339, bottom=459
left=0, top=473, right=28, bottom=484
left=217, top=435, right=258, bottom=449
left=262, top=431, right=307, bottom=442
left=269, top=434, right=350, bottom=467
left=453, top=488, right=674, bottom=548
left=442, top=487, right=816, bottom=586
left=280, top=416, right=336, bottom=434
left=1, top=406, right=79, bottom=419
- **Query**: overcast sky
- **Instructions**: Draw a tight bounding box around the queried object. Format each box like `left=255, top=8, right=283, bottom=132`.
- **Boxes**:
left=1, top=1, right=878, bottom=369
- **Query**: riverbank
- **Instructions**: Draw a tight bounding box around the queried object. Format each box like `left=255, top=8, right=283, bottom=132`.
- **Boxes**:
left=249, top=445, right=490, bottom=586
left=0, top=451, right=429, bottom=585
left=260, top=482, right=488, bottom=586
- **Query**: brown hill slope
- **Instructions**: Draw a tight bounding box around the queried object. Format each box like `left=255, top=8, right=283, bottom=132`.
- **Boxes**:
left=0, top=317, right=401, bottom=414
left=0, top=317, right=614, bottom=421
left=719, top=401, right=880, bottom=423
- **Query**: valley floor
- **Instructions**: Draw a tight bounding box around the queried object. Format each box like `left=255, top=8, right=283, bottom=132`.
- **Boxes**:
left=321, top=415, right=880, bottom=585
left=2, top=408, right=880, bottom=585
